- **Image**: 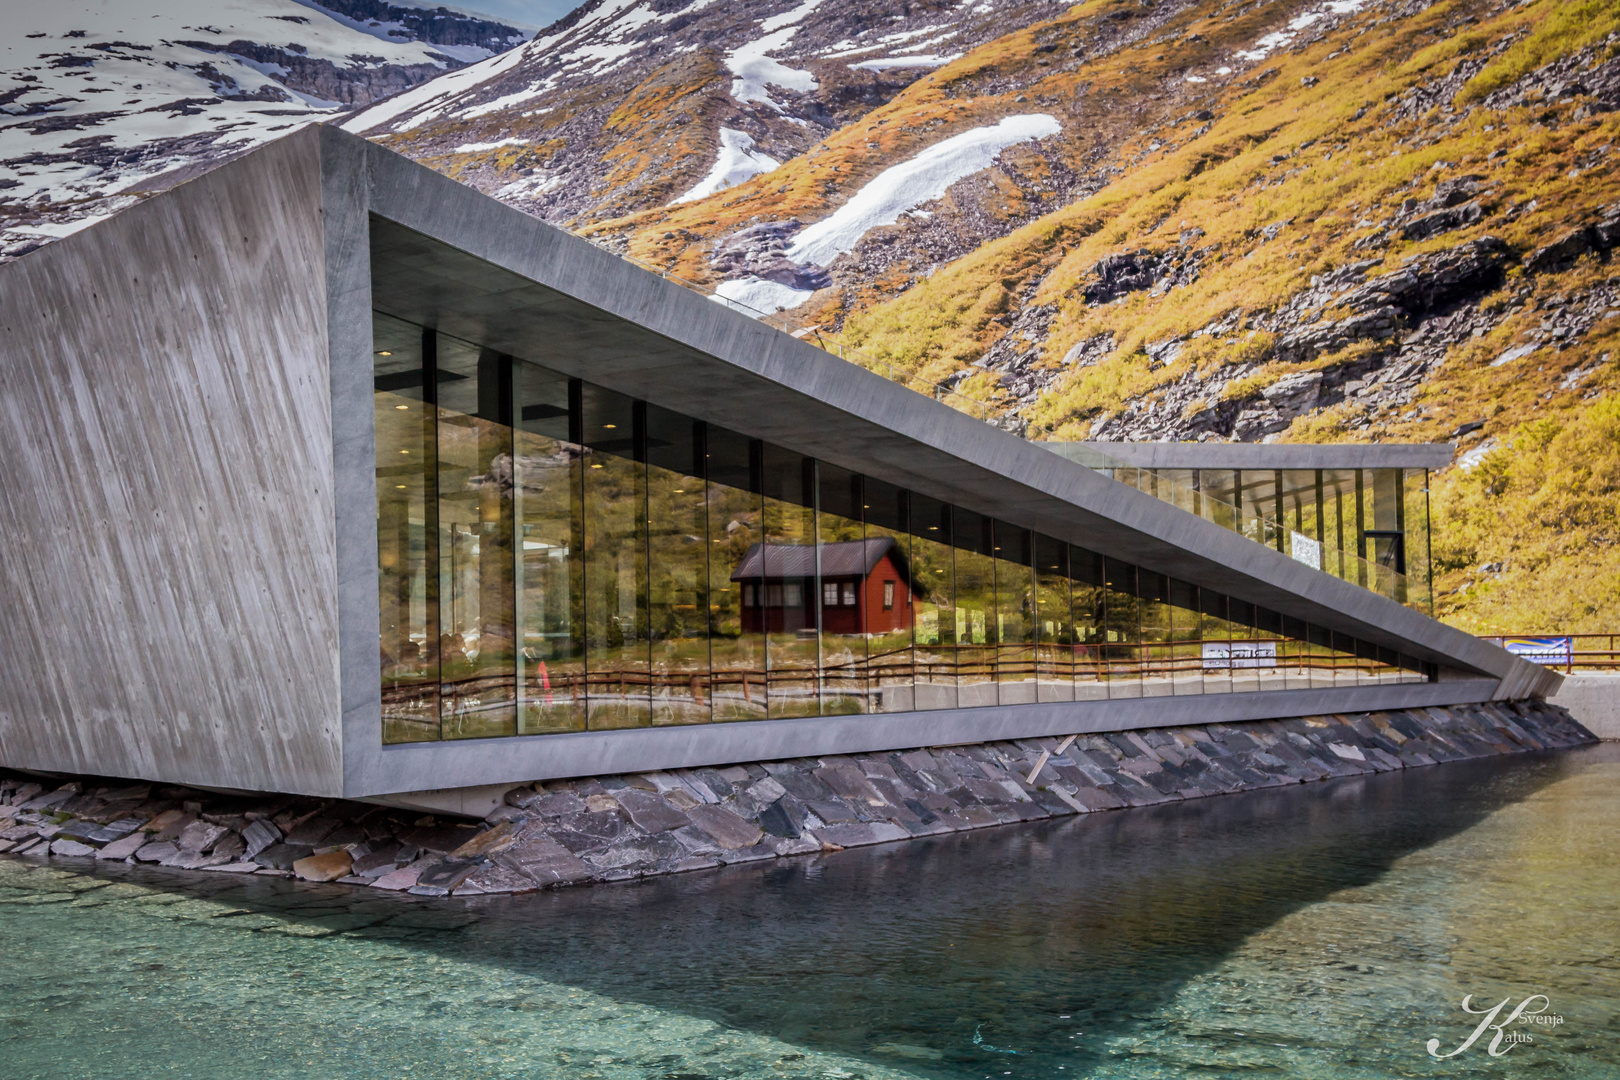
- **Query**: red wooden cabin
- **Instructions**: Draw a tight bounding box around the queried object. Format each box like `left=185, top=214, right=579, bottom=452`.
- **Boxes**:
left=730, top=538, right=919, bottom=635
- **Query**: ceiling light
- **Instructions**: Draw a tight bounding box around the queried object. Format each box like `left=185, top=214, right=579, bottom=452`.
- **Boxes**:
left=395, top=404, right=409, bottom=410
left=376, top=350, right=392, bottom=356
left=395, top=484, right=406, bottom=490
left=603, top=423, right=617, bottom=429
left=590, top=463, right=603, bottom=469
left=400, top=450, right=409, bottom=455
left=672, top=488, right=684, bottom=493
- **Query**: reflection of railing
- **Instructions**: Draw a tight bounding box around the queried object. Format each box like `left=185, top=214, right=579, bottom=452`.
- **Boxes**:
left=1476, top=634, right=1620, bottom=673
left=601, top=244, right=1424, bottom=612
left=381, top=637, right=1423, bottom=728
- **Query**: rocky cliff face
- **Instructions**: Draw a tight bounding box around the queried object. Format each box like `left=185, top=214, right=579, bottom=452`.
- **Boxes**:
left=0, top=0, right=527, bottom=259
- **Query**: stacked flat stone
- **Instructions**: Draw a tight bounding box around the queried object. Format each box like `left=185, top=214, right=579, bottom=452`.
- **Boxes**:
left=0, top=700, right=1596, bottom=896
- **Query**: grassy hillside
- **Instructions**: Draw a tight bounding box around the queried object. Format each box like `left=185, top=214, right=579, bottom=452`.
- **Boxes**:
left=815, top=0, right=1620, bottom=634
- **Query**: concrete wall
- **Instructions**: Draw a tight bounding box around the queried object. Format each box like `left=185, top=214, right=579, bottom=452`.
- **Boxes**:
left=0, top=129, right=344, bottom=794
left=1548, top=675, right=1620, bottom=739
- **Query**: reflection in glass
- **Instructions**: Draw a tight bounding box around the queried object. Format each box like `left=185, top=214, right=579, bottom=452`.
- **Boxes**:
left=581, top=386, right=648, bottom=730
left=910, top=496, right=957, bottom=711
left=436, top=336, right=516, bottom=740
left=1034, top=536, right=1074, bottom=702
left=514, top=362, right=584, bottom=733
left=375, top=314, right=438, bottom=742
left=373, top=312, right=1429, bottom=743
left=953, top=509, right=997, bottom=707
left=647, top=405, right=711, bottom=726
left=709, top=427, right=765, bottom=721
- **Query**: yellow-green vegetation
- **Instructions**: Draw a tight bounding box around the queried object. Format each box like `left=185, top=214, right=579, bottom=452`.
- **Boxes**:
left=803, top=0, right=1620, bottom=634
left=1432, top=396, right=1620, bottom=633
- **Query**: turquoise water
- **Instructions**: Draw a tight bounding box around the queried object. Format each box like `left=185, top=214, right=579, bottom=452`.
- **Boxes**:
left=3, top=745, right=1617, bottom=1079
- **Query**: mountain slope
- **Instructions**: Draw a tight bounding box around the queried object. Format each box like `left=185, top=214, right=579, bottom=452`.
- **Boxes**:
left=0, top=0, right=527, bottom=258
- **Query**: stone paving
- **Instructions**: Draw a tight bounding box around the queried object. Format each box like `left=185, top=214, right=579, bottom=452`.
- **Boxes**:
left=0, top=700, right=1594, bottom=897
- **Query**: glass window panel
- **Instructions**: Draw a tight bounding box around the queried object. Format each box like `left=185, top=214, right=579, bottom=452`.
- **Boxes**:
left=580, top=384, right=648, bottom=730
left=908, top=494, right=955, bottom=710
left=436, top=334, right=516, bottom=740
left=1101, top=558, right=1142, bottom=698
left=816, top=463, right=868, bottom=715
left=1227, top=598, right=1264, bottom=694
left=1251, top=607, right=1286, bottom=693
left=1405, top=468, right=1433, bottom=613
left=513, top=360, right=585, bottom=734
left=993, top=523, right=1036, bottom=704
left=760, top=444, right=819, bottom=718
left=953, top=509, right=998, bottom=707
left=708, top=428, right=766, bottom=720
left=375, top=314, right=439, bottom=743
left=1070, top=547, right=1108, bottom=700
left=646, top=405, right=711, bottom=726
left=1196, top=588, right=1232, bottom=695
left=1280, top=613, right=1313, bottom=691
left=1034, top=535, right=1073, bottom=703
left=1168, top=578, right=1204, bottom=697
left=1138, top=570, right=1174, bottom=698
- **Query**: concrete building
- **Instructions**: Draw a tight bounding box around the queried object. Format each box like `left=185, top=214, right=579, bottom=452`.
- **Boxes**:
left=0, top=126, right=1560, bottom=804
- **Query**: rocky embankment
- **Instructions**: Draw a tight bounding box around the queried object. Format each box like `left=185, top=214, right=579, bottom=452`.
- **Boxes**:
left=0, top=700, right=1593, bottom=897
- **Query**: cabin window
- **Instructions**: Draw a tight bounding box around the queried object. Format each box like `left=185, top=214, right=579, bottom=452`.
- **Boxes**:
left=783, top=583, right=802, bottom=608
left=883, top=581, right=895, bottom=610
left=842, top=582, right=857, bottom=606
left=766, top=584, right=783, bottom=607
left=823, top=581, right=839, bottom=607
left=743, top=584, right=755, bottom=607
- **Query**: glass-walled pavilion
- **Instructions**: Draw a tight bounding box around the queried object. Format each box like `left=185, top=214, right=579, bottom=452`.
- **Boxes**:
left=375, top=314, right=1429, bottom=746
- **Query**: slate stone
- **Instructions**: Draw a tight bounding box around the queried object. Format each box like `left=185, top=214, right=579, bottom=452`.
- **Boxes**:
left=401, top=823, right=484, bottom=855
left=670, top=826, right=724, bottom=856
left=55, top=818, right=102, bottom=843
left=134, top=841, right=177, bottom=863
left=495, top=836, right=595, bottom=887
left=583, top=834, right=683, bottom=873
left=684, top=805, right=764, bottom=849
left=142, top=809, right=187, bottom=838
left=212, top=832, right=246, bottom=860
left=242, top=818, right=281, bottom=859
left=252, top=842, right=314, bottom=870
left=449, top=821, right=515, bottom=859
left=757, top=798, right=799, bottom=838
left=176, top=821, right=228, bottom=853
left=87, top=819, right=143, bottom=844
left=454, top=862, right=537, bottom=895
left=0, top=824, right=38, bottom=842
left=165, top=850, right=233, bottom=870
left=96, top=833, right=149, bottom=861
left=293, top=849, right=353, bottom=882
left=526, top=792, right=587, bottom=818
left=206, top=862, right=264, bottom=874
left=810, top=821, right=910, bottom=848
left=285, top=817, right=338, bottom=847
left=807, top=798, right=861, bottom=824
left=409, top=860, right=477, bottom=895
left=49, top=838, right=97, bottom=857
left=370, top=860, right=433, bottom=891
left=546, top=810, right=634, bottom=854
left=318, top=824, right=367, bottom=850
left=614, top=789, right=692, bottom=834
left=351, top=844, right=402, bottom=877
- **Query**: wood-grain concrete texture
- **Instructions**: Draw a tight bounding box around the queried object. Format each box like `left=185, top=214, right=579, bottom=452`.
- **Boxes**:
left=0, top=125, right=1560, bottom=801
left=0, top=131, right=342, bottom=794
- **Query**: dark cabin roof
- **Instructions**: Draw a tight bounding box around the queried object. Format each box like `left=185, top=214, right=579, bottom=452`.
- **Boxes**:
left=730, top=538, right=910, bottom=582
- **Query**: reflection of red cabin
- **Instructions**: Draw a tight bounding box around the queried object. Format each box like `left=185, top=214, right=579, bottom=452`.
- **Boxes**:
left=731, top=538, right=919, bottom=635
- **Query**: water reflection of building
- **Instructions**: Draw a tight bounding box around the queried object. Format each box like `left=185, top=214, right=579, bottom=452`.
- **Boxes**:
left=0, top=127, right=1561, bottom=804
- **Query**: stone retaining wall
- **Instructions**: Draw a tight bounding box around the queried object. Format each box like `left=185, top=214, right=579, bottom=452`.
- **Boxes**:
left=0, top=700, right=1595, bottom=896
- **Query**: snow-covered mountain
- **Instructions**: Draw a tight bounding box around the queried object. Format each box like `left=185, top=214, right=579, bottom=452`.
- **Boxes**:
left=341, top=0, right=1079, bottom=224
left=0, top=0, right=527, bottom=258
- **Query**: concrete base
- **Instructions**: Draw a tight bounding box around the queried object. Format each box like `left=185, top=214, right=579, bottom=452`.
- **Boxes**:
left=1548, top=674, right=1620, bottom=739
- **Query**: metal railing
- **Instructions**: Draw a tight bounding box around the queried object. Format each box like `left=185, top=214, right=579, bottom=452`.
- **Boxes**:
left=601, top=243, right=1421, bottom=611
left=1476, top=634, right=1620, bottom=672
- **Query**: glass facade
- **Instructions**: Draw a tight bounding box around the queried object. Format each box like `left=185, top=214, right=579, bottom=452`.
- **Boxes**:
left=375, top=314, right=1432, bottom=744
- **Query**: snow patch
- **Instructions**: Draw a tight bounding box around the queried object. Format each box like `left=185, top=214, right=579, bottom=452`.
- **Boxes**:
left=785, top=114, right=1061, bottom=266
left=672, top=128, right=781, bottom=204
left=850, top=54, right=959, bottom=71
left=453, top=138, right=529, bottom=153
left=713, top=276, right=816, bottom=314
left=726, top=0, right=825, bottom=110
left=343, top=38, right=529, bottom=132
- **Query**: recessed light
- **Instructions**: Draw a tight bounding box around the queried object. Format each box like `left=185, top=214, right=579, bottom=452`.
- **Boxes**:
left=400, top=450, right=410, bottom=455
left=672, top=488, right=684, bottom=493
left=376, top=350, right=392, bottom=356
left=395, top=404, right=409, bottom=410
left=590, top=463, right=603, bottom=469
left=603, top=423, right=617, bottom=429
left=395, top=484, right=406, bottom=490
